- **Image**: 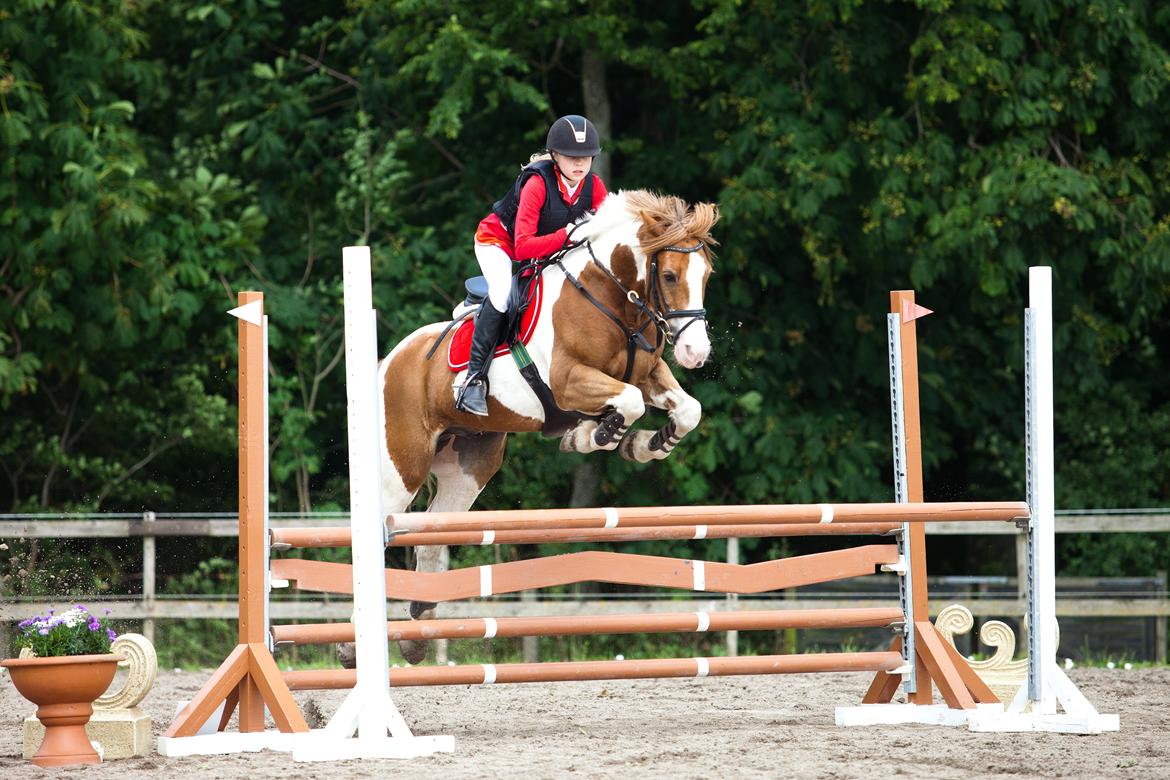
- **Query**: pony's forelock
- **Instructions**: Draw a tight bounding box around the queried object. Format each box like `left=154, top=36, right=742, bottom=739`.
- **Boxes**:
left=624, top=190, right=720, bottom=258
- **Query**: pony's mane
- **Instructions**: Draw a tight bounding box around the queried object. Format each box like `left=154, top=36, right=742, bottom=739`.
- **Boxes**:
left=581, top=189, right=719, bottom=257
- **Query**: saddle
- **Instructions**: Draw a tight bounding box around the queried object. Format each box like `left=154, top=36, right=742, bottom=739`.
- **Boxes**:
left=428, top=261, right=590, bottom=436
left=446, top=264, right=542, bottom=371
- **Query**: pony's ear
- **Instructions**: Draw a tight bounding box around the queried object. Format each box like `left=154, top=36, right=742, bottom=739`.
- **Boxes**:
left=639, top=210, right=666, bottom=238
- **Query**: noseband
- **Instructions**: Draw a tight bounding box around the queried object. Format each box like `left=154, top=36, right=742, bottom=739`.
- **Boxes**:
left=550, top=237, right=708, bottom=381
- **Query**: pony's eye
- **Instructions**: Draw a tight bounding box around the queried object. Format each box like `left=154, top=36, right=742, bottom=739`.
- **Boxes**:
left=663, top=271, right=678, bottom=284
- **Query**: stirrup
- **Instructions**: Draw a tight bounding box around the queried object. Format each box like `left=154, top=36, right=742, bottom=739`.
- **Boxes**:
left=455, top=376, right=489, bottom=416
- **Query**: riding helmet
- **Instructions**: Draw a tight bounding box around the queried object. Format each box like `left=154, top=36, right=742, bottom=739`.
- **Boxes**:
left=546, top=115, right=601, bottom=157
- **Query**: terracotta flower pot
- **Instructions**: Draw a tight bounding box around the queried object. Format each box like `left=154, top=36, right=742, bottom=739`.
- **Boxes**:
left=1, top=653, right=119, bottom=767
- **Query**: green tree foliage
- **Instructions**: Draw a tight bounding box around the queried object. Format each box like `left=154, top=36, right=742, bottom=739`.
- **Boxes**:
left=2, top=0, right=1169, bottom=582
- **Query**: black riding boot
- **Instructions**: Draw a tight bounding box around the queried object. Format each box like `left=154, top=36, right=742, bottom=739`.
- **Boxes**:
left=455, top=303, right=507, bottom=416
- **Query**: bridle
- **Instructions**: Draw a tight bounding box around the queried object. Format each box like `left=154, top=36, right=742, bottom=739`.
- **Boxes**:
left=549, top=236, right=708, bottom=382
left=644, top=242, right=709, bottom=343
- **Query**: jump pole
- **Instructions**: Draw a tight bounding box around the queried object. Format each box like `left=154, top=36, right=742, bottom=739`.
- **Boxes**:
left=967, top=268, right=1118, bottom=733
left=290, top=247, right=454, bottom=761
left=158, top=293, right=310, bottom=756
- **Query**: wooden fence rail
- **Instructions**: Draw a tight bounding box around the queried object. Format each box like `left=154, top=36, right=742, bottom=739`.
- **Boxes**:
left=2, top=511, right=1167, bottom=661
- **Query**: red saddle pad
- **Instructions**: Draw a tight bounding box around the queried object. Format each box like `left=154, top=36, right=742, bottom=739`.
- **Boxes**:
left=447, top=274, right=543, bottom=371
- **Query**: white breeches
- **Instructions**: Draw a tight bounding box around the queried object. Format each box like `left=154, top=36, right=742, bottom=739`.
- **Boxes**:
left=474, top=243, right=512, bottom=313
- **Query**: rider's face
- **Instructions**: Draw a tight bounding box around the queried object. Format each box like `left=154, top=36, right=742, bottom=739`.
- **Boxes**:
left=552, top=153, right=592, bottom=186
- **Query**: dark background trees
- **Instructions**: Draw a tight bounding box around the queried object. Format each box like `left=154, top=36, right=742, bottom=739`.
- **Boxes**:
left=3, top=0, right=1169, bottom=587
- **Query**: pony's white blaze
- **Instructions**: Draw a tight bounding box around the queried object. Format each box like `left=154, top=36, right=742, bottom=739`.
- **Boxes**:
left=672, top=254, right=711, bottom=369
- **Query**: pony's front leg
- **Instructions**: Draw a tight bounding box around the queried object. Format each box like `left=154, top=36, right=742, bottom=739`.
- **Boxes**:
left=619, top=358, right=702, bottom=463
left=555, top=364, right=646, bottom=453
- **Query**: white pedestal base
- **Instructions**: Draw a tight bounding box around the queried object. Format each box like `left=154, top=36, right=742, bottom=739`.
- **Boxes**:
left=291, top=733, right=455, bottom=762
left=158, top=731, right=301, bottom=757
left=835, top=702, right=1004, bottom=727
left=966, top=663, right=1119, bottom=734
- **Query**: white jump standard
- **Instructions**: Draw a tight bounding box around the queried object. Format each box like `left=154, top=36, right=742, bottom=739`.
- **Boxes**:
left=965, top=269, right=1118, bottom=733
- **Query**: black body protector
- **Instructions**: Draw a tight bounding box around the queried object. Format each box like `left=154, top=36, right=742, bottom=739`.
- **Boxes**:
left=491, top=159, right=595, bottom=240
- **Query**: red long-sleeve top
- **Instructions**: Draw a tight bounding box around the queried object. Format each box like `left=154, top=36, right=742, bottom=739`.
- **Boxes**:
left=476, top=171, right=608, bottom=260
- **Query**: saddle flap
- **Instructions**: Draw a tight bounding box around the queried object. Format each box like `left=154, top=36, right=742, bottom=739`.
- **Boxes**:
left=448, top=274, right=544, bottom=372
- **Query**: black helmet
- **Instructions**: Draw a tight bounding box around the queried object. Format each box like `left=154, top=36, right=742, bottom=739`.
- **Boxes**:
left=546, top=115, right=601, bottom=157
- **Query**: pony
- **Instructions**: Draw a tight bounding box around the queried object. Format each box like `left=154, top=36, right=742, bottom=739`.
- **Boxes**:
left=367, top=189, right=718, bottom=665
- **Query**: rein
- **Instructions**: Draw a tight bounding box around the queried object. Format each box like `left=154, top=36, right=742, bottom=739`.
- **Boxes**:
left=549, top=237, right=708, bottom=382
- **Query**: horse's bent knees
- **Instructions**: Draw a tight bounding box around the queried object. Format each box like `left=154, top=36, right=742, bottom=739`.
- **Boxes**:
left=673, top=396, right=702, bottom=434
left=611, top=386, right=646, bottom=422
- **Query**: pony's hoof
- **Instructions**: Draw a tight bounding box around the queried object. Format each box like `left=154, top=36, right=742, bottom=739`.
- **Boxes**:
left=336, top=642, right=357, bottom=669
left=617, top=430, right=667, bottom=463
left=561, top=421, right=600, bottom=453
left=399, top=639, right=429, bottom=665
left=399, top=601, right=436, bottom=664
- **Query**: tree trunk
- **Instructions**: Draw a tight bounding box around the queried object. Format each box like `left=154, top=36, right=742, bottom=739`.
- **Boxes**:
left=582, top=50, right=612, bottom=181
left=568, top=460, right=602, bottom=508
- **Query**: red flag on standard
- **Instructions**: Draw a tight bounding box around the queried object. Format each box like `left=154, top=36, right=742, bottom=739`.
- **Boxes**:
left=901, top=300, right=934, bottom=323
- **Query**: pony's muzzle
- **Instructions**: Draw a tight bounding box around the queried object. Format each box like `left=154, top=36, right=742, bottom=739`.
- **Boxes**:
left=674, top=341, right=710, bottom=369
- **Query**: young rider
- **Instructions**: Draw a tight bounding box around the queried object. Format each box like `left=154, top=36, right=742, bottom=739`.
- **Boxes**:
left=455, top=114, right=609, bottom=416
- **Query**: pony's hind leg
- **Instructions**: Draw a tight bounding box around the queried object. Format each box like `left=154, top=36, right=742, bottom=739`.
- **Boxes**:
left=336, top=411, right=427, bottom=670
left=398, top=431, right=508, bottom=665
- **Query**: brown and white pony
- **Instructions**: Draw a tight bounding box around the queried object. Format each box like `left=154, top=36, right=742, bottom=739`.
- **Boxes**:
left=374, top=190, right=718, bottom=664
